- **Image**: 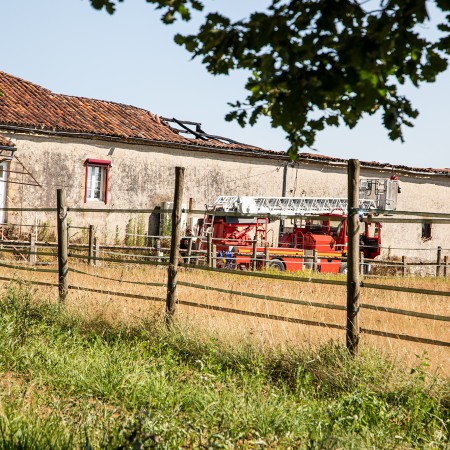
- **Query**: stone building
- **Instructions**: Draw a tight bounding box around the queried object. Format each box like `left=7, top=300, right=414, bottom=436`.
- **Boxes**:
left=0, top=71, right=449, bottom=265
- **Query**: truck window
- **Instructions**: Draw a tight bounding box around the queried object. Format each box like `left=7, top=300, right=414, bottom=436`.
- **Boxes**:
left=366, top=223, right=379, bottom=238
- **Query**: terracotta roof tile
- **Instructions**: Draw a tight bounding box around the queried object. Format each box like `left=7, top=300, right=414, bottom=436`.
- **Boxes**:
left=0, top=71, right=262, bottom=153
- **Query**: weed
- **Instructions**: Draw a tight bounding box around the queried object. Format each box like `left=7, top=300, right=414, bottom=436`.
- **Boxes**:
left=114, top=225, right=121, bottom=246
left=37, top=220, right=55, bottom=242
left=125, top=217, right=135, bottom=247
left=136, top=215, right=146, bottom=247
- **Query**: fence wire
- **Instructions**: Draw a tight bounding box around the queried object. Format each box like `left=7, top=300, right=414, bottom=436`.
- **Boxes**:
left=178, top=281, right=449, bottom=322
left=0, top=260, right=58, bottom=273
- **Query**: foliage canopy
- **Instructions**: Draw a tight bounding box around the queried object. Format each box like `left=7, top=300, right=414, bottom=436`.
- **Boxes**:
left=88, top=0, right=450, bottom=156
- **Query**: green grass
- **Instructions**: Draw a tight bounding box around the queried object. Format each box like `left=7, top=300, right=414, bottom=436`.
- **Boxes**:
left=0, top=282, right=448, bottom=449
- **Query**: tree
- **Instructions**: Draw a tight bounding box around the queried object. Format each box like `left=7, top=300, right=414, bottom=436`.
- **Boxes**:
left=88, top=0, right=450, bottom=158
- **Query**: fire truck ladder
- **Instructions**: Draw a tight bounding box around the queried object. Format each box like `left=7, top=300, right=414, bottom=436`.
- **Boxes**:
left=199, top=204, right=218, bottom=242
left=213, top=178, right=399, bottom=216
left=213, top=196, right=377, bottom=216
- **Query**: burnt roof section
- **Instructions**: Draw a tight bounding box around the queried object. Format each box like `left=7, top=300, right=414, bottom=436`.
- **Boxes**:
left=0, top=71, right=263, bottom=154
left=160, top=117, right=249, bottom=146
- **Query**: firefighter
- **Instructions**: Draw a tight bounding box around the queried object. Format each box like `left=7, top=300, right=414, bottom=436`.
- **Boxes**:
left=390, top=174, right=402, bottom=193
left=180, top=228, right=196, bottom=264
left=225, top=249, right=233, bottom=269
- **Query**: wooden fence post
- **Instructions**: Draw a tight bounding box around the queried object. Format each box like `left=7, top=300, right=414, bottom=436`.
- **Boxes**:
left=436, top=246, right=442, bottom=277
left=28, top=233, right=36, bottom=265
left=212, top=244, right=217, bottom=268
left=264, top=243, right=269, bottom=269
left=313, top=249, right=318, bottom=272
left=186, top=237, right=193, bottom=265
left=165, top=167, right=185, bottom=325
left=359, top=251, right=365, bottom=277
left=402, top=256, right=407, bottom=277
left=347, top=159, right=360, bottom=356
left=251, top=240, right=257, bottom=271
left=57, top=188, right=68, bottom=303
left=444, top=255, right=448, bottom=278
left=155, top=238, right=162, bottom=263
left=88, top=224, right=94, bottom=266
left=94, top=237, right=100, bottom=266
left=207, top=232, right=213, bottom=267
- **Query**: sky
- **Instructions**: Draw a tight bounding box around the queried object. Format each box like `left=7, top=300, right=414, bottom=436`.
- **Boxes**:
left=1, top=0, right=449, bottom=169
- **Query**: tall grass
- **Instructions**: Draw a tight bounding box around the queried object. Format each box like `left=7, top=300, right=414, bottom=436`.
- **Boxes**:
left=63, top=263, right=449, bottom=374
left=0, top=261, right=448, bottom=374
left=0, top=282, right=448, bottom=448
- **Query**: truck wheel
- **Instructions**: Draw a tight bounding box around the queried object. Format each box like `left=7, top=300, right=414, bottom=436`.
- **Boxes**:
left=339, top=263, right=348, bottom=274
left=269, top=259, right=285, bottom=271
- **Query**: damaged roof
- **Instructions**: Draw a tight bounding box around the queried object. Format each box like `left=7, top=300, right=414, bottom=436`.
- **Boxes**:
left=0, top=71, right=448, bottom=175
left=0, top=71, right=263, bottom=154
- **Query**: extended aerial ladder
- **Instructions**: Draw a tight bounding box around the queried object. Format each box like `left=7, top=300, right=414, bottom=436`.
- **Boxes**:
left=212, top=178, right=399, bottom=217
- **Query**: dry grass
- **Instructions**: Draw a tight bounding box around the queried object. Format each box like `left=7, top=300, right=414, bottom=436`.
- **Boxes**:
left=0, top=261, right=448, bottom=375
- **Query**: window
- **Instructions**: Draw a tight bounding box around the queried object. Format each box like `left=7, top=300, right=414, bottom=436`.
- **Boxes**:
left=84, top=159, right=111, bottom=203
left=365, top=222, right=379, bottom=238
left=86, top=165, right=106, bottom=201
left=422, top=223, right=432, bottom=241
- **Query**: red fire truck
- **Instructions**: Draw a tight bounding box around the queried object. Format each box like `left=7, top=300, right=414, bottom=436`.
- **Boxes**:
left=196, top=178, right=399, bottom=273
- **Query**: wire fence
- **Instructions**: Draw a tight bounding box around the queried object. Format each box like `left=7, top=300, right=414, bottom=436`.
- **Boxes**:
left=0, top=166, right=449, bottom=354
left=0, top=211, right=448, bottom=350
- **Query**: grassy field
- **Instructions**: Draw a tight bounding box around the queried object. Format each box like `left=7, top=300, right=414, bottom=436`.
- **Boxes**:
left=4, top=261, right=447, bottom=375
left=0, top=280, right=449, bottom=449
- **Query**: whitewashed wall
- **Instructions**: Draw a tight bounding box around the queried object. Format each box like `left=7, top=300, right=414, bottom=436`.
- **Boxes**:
left=3, top=132, right=450, bottom=267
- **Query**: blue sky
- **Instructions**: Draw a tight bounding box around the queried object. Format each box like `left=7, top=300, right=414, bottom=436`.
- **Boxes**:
left=1, top=0, right=449, bottom=169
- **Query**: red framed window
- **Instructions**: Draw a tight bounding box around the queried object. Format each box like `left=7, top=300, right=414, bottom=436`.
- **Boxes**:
left=84, top=159, right=111, bottom=204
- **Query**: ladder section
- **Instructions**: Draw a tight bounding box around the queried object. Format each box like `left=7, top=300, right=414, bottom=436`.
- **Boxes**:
left=213, top=196, right=377, bottom=216
left=214, top=178, right=399, bottom=215
left=199, top=205, right=218, bottom=242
